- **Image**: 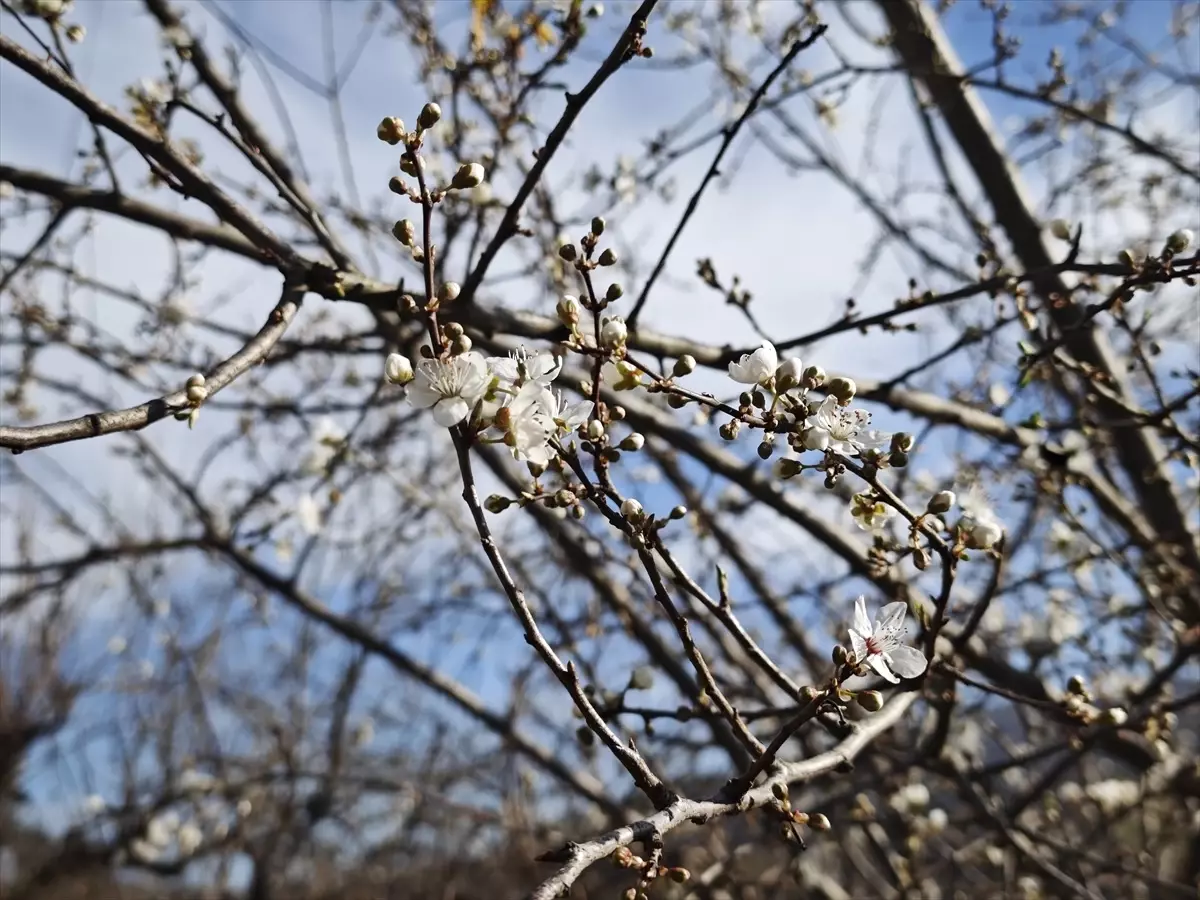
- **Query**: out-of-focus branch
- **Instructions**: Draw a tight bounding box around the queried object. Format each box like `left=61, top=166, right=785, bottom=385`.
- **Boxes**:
left=0, top=33, right=299, bottom=268
left=0, top=284, right=303, bottom=452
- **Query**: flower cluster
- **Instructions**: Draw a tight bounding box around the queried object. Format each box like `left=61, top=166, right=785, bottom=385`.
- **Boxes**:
left=726, top=341, right=891, bottom=458
left=387, top=347, right=591, bottom=467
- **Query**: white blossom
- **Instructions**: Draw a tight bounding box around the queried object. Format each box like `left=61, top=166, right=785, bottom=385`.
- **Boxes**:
left=848, top=596, right=928, bottom=684
left=541, top=389, right=591, bottom=433
left=890, top=782, right=930, bottom=812
left=130, top=838, right=161, bottom=863
left=959, top=482, right=1004, bottom=549
left=302, top=417, right=345, bottom=475
left=487, top=348, right=561, bottom=390
left=146, top=811, right=178, bottom=848
left=177, top=822, right=203, bottom=856
left=408, top=351, right=490, bottom=426
left=728, top=341, right=778, bottom=386
left=499, top=382, right=556, bottom=466
left=599, top=316, right=628, bottom=349
left=296, top=492, right=322, bottom=536
left=803, top=396, right=889, bottom=455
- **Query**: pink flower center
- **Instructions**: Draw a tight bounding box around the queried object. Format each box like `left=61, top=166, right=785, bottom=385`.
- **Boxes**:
left=865, top=635, right=883, bottom=656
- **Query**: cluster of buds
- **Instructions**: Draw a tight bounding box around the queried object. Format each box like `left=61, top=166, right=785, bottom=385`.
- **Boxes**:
left=379, top=102, right=486, bottom=209
left=172, top=373, right=208, bottom=428
left=611, top=847, right=690, bottom=896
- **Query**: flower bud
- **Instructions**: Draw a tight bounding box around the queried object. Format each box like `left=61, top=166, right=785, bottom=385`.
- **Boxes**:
left=186, top=373, right=206, bottom=389
left=484, top=494, right=512, bottom=513
left=376, top=116, right=405, bottom=144
left=619, top=433, right=644, bottom=451
left=1117, top=248, right=1137, bottom=269
left=718, top=420, right=739, bottom=441
left=451, top=334, right=472, bottom=354
left=827, top=376, right=856, bottom=404
left=890, top=450, right=909, bottom=468
left=1048, top=218, right=1072, bottom=241
left=669, top=505, right=687, bottom=520
left=772, top=782, right=790, bottom=803
left=66, top=24, right=85, bottom=42
left=558, top=242, right=577, bottom=262
left=600, top=316, right=627, bottom=349
left=620, top=498, right=643, bottom=519
left=832, top=644, right=849, bottom=666
left=757, top=440, right=773, bottom=460
left=802, top=364, right=826, bottom=388
left=791, top=810, right=809, bottom=825
left=775, top=357, right=804, bottom=391
left=384, top=353, right=414, bottom=385
left=667, top=868, right=690, bottom=884
left=439, top=282, right=461, bottom=303
left=417, top=102, right=441, bottom=130
left=673, top=355, right=696, bottom=377
left=388, top=176, right=407, bottom=195
left=1166, top=228, right=1194, bottom=253
left=186, top=384, right=208, bottom=404
left=557, top=295, right=580, bottom=327
left=776, top=458, right=801, bottom=479
left=598, top=248, right=617, bottom=266
left=1066, top=675, right=1087, bottom=695
left=587, top=419, right=605, bottom=440
left=605, top=282, right=623, bottom=302
left=1102, top=707, right=1128, bottom=727
left=451, top=162, right=485, bottom=190
left=399, top=154, right=423, bottom=177
left=392, top=219, right=415, bottom=246
left=927, top=490, right=955, bottom=514
left=856, top=690, right=884, bottom=712
left=968, top=519, right=1004, bottom=549
left=890, top=432, right=915, bottom=453
left=591, top=216, right=605, bottom=236
left=628, top=666, right=654, bottom=690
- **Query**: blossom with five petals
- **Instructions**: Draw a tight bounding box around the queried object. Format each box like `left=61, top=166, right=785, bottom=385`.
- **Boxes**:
left=408, top=351, right=490, bottom=426
left=487, top=348, right=561, bottom=390
left=848, top=596, right=927, bottom=684
left=803, top=396, right=890, bottom=455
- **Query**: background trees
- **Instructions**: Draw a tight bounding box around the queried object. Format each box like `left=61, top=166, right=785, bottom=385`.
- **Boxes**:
left=1, top=1, right=1197, bottom=898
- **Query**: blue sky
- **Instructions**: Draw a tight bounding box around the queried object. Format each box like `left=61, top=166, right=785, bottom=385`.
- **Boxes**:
left=2, top=0, right=1197, bottom=879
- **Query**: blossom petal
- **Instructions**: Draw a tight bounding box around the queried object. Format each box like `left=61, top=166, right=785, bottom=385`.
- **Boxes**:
left=886, top=645, right=928, bottom=679
left=874, top=601, right=909, bottom=639
left=432, top=397, right=470, bottom=427
left=866, top=653, right=899, bottom=684
left=853, top=596, right=873, bottom=635
left=407, top=380, right=441, bottom=409
left=848, top=629, right=868, bottom=662
left=488, top=357, right=519, bottom=384
left=528, top=352, right=562, bottom=384
left=803, top=428, right=831, bottom=451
